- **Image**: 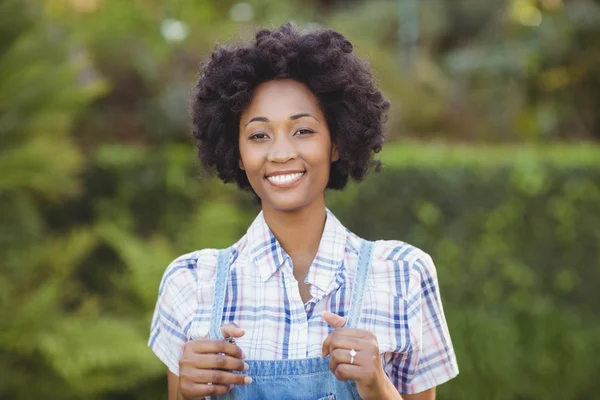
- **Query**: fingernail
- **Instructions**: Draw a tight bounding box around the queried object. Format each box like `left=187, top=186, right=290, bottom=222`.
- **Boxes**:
left=243, top=362, right=249, bottom=371
left=242, top=351, right=247, bottom=359
left=244, top=376, right=253, bottom=385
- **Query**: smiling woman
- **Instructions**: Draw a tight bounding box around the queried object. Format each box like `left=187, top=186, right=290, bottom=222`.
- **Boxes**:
left=149, top=23, right=458, bottom=400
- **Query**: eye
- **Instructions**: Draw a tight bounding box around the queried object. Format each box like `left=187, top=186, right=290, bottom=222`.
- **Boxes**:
left=294, top=128, right=314, bottom=136
left=249, top=132, right=269, bottom=140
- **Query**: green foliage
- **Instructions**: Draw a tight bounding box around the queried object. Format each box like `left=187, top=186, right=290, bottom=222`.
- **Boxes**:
left=0, top=0, right=104, bottom=397
left=328, top=143, right=600, bottom=400
left=47, top=0, right=600, bottom=144
left=324, top=0, right=600, bottom=141
left=2, top=0, right=599, bottom=399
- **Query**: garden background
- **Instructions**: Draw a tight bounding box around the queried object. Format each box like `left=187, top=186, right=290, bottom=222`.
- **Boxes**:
left=1, top=0, right=599, bottom=399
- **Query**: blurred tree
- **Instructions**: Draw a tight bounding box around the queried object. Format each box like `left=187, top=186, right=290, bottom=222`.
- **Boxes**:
left=323, top=0, right=600, bottom=141
left=49, top=0, right=600, bottom=146
left=0, top=0, right=100, bottom=397
left=0, top=0, right=173, bottom=398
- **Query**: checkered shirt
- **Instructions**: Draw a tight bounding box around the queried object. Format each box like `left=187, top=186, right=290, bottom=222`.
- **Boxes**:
left=149, top=209, right=459, bottom=394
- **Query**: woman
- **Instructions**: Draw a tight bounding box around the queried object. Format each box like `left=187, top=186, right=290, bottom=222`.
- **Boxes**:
left=149, top=23, right=458, bottom=400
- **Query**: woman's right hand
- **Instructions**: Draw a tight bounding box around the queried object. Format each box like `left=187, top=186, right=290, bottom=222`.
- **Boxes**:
left=178, top=324, right=252, bottom=399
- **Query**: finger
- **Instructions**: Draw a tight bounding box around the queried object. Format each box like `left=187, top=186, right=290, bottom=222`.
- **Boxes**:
left=321, top=329, right=351, bottom=357
left=324, top=328, right=374, bottom=339
left=332, top=363, right=363, bottom=382
left=329, top=347, right=361, bottom=372
left=329, top=335, right=366, bottom=352
left=322, top=332, right=333, bottom=357
left=182, top=353, right=249, bottom=372
left=321, top=328, right=373, bottom=357
left=187, top=339, right=245, bottom=359
left=179, top=382, right=231, bottom=399
left=322, top=311, right=346, bottom=329
left=328, top=335, right=379, bottom=367
left=192, top=368, right=253, bottom=386
left=200, top=323, right=245, bottom=340
left=221, top=323, right=245, bottom=340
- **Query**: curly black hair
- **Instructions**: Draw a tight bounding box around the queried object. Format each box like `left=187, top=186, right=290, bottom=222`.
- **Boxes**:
left=191, top=23, right=390, bottom=190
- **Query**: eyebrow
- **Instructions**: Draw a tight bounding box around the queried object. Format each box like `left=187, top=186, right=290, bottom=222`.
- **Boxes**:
left=244, top=113, right=318, bottom=127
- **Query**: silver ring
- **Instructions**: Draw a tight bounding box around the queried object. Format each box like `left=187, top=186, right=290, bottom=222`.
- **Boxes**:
left=349, top=348, right=357, bottom=365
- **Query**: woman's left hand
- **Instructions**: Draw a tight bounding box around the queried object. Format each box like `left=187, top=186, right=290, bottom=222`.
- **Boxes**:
left=321, top=311, right=401, bottom=400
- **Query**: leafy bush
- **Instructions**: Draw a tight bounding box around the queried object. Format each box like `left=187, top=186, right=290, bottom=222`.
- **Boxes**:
left=0, top=0, right=105, bottom=397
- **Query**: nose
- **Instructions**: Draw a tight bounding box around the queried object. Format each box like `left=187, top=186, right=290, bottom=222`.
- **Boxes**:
left=267, top=135, right=298, bottom=163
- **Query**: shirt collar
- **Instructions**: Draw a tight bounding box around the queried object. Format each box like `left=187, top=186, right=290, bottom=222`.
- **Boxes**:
left=305, top=210, right=348, bottom=292
left=247, top=210, right=289, bottom=282
left=247, top=208, right=348, bottom=291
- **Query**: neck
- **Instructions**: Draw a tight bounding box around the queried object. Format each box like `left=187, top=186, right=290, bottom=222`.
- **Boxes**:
left=262, top=197, right=327, bottom=271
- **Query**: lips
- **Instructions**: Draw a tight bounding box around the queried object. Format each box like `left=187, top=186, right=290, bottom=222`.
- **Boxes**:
left=265, top=171, right=306, bottom=187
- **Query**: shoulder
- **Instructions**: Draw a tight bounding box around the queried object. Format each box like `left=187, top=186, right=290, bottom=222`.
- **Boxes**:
left=372, top=239, right=431, bottom=263
left=157, top=249, right=219, bottom=296
left=158, top=235, right=248, bottom=292
left=366, top=238, right=438, bottom=298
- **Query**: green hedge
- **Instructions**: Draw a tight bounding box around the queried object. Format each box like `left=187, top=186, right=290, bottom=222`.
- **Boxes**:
left=326, top=143, right=600, bottom=400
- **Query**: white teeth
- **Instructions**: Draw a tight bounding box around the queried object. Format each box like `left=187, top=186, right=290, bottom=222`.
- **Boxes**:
left=267, top=172, right=304, bottom=184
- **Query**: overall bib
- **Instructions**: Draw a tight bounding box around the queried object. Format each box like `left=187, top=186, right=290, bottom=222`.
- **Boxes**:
left=207, top=240, right=374, bottom=400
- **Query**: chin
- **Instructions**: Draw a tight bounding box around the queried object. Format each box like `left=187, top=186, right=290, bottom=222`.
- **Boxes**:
left=254, top=179, right=327, bottom=213
left=262, top=198, right=308, bottom=213
left=259, top=189, right=319, bottom=213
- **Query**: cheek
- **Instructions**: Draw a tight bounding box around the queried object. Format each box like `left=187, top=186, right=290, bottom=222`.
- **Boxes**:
left=308, top=140, right=334, bottom=170
left=238, top=146, right=265, bottom=183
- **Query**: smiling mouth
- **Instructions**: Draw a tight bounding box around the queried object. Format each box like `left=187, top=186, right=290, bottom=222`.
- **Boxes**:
left=265, top=171, right=306, bottom=187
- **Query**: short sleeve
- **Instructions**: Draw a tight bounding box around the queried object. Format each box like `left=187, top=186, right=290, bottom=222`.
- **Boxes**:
left=384, top=252, right=459, bottom=394
left=148, top=254, right=201, bottom=375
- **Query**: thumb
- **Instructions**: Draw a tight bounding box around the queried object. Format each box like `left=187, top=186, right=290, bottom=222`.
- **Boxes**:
left=322, top=311, right=346, bottom=329
left=221, top=323, right=245, bottom=339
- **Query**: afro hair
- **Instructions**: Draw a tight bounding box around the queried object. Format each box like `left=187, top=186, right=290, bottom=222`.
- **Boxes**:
left=191, top=22, right=390, bottom=190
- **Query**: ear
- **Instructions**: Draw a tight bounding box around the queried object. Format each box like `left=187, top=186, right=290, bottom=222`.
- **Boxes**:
left=238, top=158, right=245, bottom=170
left=331, top=144, right=339, bottom=162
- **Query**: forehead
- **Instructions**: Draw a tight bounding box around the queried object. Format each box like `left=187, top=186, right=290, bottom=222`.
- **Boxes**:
left=242, top=79, right=321, bottom=120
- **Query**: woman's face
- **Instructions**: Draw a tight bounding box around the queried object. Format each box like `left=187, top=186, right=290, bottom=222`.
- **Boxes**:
left=239, top=79, right=338, bottom=213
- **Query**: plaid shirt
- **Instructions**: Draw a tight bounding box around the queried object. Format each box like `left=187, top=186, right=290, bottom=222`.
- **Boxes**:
left=149, top=209, right=458, bottom=394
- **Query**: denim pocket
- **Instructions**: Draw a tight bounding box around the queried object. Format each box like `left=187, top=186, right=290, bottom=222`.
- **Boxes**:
left=316, top=394, right=335, bottom=400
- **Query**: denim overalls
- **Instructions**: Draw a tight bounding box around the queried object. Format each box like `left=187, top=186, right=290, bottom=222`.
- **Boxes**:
left=207, top=240, right=374, bottom=400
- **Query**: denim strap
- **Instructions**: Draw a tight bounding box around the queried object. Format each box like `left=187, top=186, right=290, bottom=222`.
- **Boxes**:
left=345, top=240, right=373, bottom=329
left=209, top=248, right=231, bottom=340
